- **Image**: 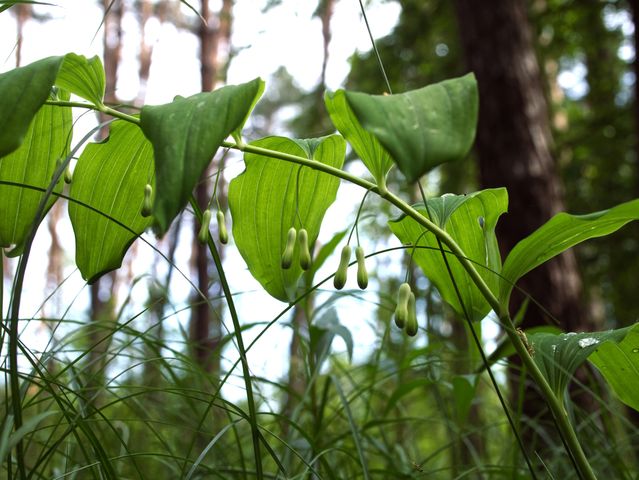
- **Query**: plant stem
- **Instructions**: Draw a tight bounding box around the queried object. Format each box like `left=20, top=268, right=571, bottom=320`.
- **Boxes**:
left=45, top=100, right=140, bottom=125
left=221, top=139, right=597, bottom=479
left=189, top=197, right=264, bottom=478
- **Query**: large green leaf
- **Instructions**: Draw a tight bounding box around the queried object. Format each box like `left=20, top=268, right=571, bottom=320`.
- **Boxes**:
left=500, top=198, right=639, bottom=306
left=0, top=56, right=64, bottom=157
left=344, top=73, right=478, bottom=183
left=0, top=97, right=71, bottom=254
left=589, top=323, right=639, bottom=412
left=528, top=327, right=631, bottom=399
left=55, top=53, right=106, bottom=107
left=0, top=1, right=53, bottom=15
left=324, top=89, right=393, bottom=190
left=140, top=78, right=264, bottom=235
left=68, top=120, right=154, bottom=283
left=228, top=135, right=345, bottom=302
left=388, top=188, right=507, bottom=322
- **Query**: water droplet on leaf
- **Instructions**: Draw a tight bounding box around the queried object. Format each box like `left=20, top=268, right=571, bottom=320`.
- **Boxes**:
left=578, top=337, right=599, bottom=348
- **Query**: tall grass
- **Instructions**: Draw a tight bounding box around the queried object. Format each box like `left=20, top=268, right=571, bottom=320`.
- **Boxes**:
left=2, top=252, right=637, bottom=478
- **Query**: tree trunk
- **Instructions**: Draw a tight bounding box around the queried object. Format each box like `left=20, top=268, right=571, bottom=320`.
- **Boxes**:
left=85, top=0, right=124, bottom=403
left=190, top=0, right=233, bottom=372
left=453, top=0, right=590, bottom=329
left=628, top=0, right=639, bottom=199
left=452, top=0, right=592, bottom=447
left=14, top=3, right=30, bottom=67
left=136, top=0, right=154, bottom=105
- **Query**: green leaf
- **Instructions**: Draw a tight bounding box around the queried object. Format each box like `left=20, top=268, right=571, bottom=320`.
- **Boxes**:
left=228, top=135, right=345, bottom=302
left=0, top=56, right=64, bottom=157
left=500, top=198, right=639, bottom=306
left=231, top=79, right=265, bottom=144
left=528, top=327, right=631, bottom=399
left=589, top=323, right=639, bottom=412
left=324, top=89, right=393, bottom=190
left=0, top=412, right=57, bottom=464
left=140, top=78, right=264, bottom=235
left=68, top=120, right=154, bottom=283
left=0, top=1, right=54, bottom=14
left=0, top=98, right=72, bottom=254
left=55, top=53, right=106, bottom=106
left=388, top=188, right=507, bottom=322
left=480, top=325, right=562, bottom=373
left=383, top=378, right=432, bottom=415
left=310, top=307, right=353, bottom=365
left=344, top=73, right=478, bottom=183
left=451, top=375, right=478, bottom=426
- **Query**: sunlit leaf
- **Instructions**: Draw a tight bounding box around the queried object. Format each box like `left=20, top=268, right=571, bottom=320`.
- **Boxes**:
left=55, top=53, right=106, bottom=106
left=528, top=327, right=631, bottom=399
left=228, top=135, right=345, bottom=302
left=325, top=89, right=393, bottom=190
left=589, top=323, right=639, bottom=412
left=68, top=120, right=153, bottom=283
left=140, top=78, right=264, bottom=235
left=0, top=56, right=64, bottom=157
left=344, top=73, right=478, bottom=183
left=500, top=198, right=639, bottom=306
left=388, top=188, right=507, bottom=322
left=0, top=96, right=71, bottom=254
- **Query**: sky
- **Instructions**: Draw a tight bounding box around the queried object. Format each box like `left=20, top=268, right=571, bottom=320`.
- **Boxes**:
left=0, top=0, right=410, bottom=402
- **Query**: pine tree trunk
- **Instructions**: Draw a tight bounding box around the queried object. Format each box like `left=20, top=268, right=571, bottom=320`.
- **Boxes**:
left=628, top=0, right=639, bottom=199
left=85, top=0, right=124, bottom=403
left=452, top=0, right=592, bottom=446
left=191, top=0, right=234, bottom=372
left=14, top=3, right=30, bottom=67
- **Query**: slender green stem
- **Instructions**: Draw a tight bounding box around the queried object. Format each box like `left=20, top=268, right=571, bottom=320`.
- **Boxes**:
left=221, top=139, right=596, bottom=479
left=222, top=140, right=377, bottom=191
left=45, top=100, right=141, bottom=125
left=189, top=197, right=264, bottom=479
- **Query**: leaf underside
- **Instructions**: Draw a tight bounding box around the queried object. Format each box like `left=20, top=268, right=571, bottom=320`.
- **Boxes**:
left=0, top=56, right=64, bottom=157
left=589, top=323, right=639, bottom=412
left=0, top=99, right=72, bottom=255
left=529, top=327, right=631, bottom=399
left=140, top=78, right=264, bottom=236
left=68, top=120, right=154, bottom=283
left=325, top=89, right=393, bottom=187
left=228, top=135, right=345, bottom=302
left=500, top=198, right=639, bottom=305
left=388, top=188, right=507, bottom=322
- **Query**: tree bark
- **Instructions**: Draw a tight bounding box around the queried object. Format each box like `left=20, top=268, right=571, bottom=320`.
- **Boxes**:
left=190, top=0, right=233, bottom=372
left=453, top=0, right=589, bottom=331
left=452, top=0, right=592, bottom=447
left=14, top=3, right=30, bottom=67
left=627, top=0, right=639, bottom=198
left=85, top=0, right=124, bottom=403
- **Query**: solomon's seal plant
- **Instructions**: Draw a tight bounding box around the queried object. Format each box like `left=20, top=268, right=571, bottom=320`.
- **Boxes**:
left=1, top=51, right=638, bottom=480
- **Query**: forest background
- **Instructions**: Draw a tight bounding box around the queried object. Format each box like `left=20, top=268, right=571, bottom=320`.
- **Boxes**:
left=1, top=0, right=639, bottom=478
